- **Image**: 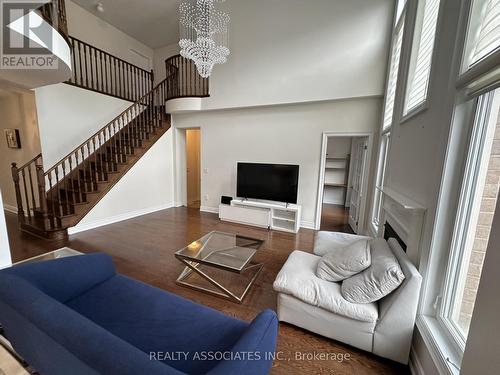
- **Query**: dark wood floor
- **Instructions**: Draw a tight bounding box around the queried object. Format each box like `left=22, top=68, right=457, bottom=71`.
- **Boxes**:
left=320, top=204, right=354, bottom=233
left=5, top=208, right=408, bottom=375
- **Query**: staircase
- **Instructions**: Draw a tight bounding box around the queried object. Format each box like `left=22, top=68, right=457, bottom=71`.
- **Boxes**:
left=11, top=79, right=170, bottom=239
left=9, top=6, right=210, bottom=239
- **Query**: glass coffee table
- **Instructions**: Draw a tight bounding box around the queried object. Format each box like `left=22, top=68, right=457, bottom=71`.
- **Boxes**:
left=175, top=231, right=264, bottom=303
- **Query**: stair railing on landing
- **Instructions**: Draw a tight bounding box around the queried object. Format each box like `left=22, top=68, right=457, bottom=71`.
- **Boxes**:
left=66, top=36, right=154, bottom=102
left=11, top=79, right=168, bottom=232
left=165, top=55, right=209, bottom=101
left=37, top=0, right=68, bottom=41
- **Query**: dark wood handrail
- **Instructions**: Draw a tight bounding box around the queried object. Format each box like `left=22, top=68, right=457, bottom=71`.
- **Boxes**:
left=165, top=55, right=209, bottom=101
left=66, top=35, right=153, bottom=102
left=16, top=153, right=43, bottom=172
left=45, top=78, right=167, bottom=177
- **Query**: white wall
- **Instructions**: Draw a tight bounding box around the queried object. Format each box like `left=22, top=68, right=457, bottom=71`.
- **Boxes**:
left=66, top=0, right=154, bottom=71
left=174, top=98, right=382, bottom=227
left=0, top=191, right=12, bottom=268
left=0, top=90, right=41, bottom=211
left=199, top=0, right=393, bottom=110
left=69, top=130, right=175, bottom=234
left=34, top=84, right=131, bottom=170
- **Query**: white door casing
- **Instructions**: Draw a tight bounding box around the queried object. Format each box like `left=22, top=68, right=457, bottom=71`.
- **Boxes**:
left=348, top=138, right=368, bottom=232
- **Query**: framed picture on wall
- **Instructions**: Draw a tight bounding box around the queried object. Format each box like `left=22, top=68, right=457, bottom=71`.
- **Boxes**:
left=5, top=129, right=21, bottom=149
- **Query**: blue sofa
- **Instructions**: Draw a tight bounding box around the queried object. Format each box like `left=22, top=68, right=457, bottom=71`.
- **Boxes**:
left=0, top=253, right=278, bottom=375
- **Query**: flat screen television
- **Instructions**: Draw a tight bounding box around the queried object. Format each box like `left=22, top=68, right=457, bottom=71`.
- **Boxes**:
left=237, top=163, right=299, bottom=204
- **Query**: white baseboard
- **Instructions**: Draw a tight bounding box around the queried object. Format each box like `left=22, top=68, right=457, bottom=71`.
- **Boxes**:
left=300, top=220, right=316, bottom=230
left=409, top=345, right=425, bottom=375
left=200, top=205, right=219, bottom=214
left=68, top=202, right=175, bottom=235
left=3, top=204, right=18, bottom=214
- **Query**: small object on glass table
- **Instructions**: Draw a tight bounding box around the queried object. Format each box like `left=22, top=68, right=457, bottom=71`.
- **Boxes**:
left=175, top=231, right=264, bottom=303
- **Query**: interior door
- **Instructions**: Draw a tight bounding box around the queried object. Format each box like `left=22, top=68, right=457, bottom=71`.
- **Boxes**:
left=348, top=138, right=368, bottom=232
left=186, top=129, right=201, bottom=208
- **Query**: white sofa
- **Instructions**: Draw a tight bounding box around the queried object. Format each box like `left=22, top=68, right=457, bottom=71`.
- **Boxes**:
left=273, top=231, right=422, bottom=364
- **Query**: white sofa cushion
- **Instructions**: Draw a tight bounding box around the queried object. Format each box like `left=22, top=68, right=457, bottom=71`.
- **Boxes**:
left=273, top=250, right=378, bottom=323
left=341, top=238, right=405, bottom=304
left=314, top=231, right=372, bottom=256
left=316, top=239, right=371, bottom=282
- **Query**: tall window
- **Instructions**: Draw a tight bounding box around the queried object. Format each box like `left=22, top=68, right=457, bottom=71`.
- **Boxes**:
left=463, top=0, right=500, bottom=70
left=431, top=0, right=500, bottom=365
left=371, top=1, right=406, bottom=232
left=441, top=90, right=500, bottom=345
left=383, top=16, right=406, bottom=130
left=404, top=0, right=441, bottom=115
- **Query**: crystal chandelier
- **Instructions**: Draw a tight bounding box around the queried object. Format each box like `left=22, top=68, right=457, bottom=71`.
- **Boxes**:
left=179, top=0, right=230, bottom=78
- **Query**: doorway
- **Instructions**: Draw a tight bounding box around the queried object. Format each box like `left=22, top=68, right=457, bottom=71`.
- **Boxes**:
left=316, top=134, right=370, bottom=233
left=185, top=128, right=201, bottom=209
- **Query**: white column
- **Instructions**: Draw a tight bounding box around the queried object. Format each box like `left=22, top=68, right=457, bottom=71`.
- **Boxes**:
left=0, top=190, right=12, bottom=268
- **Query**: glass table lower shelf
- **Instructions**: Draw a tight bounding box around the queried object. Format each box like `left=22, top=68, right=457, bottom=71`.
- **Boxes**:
left=174, top=231, right=265, bottom=303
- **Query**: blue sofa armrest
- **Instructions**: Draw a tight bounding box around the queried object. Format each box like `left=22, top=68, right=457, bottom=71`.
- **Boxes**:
left=207, top=309, right=278, bottom=375
left=1, top=253, right=116, bottom=302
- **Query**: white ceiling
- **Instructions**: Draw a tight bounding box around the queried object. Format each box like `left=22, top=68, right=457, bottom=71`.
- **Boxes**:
left=72, top=0, right=180, bottom=49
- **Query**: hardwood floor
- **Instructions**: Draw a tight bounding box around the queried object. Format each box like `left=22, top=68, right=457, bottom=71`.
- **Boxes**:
left=5, top=208, right=408, bottom=375
left=320, top=204, right=354, bottom=233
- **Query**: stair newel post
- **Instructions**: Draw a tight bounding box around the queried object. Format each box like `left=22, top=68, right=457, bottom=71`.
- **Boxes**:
left=27, top=164, right=37, bottom=213
left=21, top=169, right=32, bottom=218
left=35, top=165, right=50, bottom=230
left=11, top=163, right=25, bottom=221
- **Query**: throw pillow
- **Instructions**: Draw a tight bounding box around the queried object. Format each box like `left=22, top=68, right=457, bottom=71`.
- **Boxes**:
left=341, top=238, right=405, bottom=303
left=315, top=239, right=371, bottom=282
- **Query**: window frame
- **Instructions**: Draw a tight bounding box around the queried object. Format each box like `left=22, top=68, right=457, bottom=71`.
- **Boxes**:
left=416, top=0, right=500, bottom=372
left=402, top=0, right=442, bottom=120
left=438, top=91, right=496, bottom=353
left=371, top=131, right=391, bottom=232
left=382, top=14, right=407, bottom=131
left=370, top=1, right=408, bottom=235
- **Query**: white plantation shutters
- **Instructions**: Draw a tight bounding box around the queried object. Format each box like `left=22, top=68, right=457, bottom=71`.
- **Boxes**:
left=469, top=0, right=500, bottom=67
left=383, top=19, right=405, bottom=130
left=404, top=0, right=440, bottom=113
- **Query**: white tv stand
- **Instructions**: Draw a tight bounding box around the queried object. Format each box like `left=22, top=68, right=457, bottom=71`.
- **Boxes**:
left=219, top=198, right=302, bottom=233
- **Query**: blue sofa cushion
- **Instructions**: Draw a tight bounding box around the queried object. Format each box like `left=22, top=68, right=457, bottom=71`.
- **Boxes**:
left=66, top=274, right=253, bottom=374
